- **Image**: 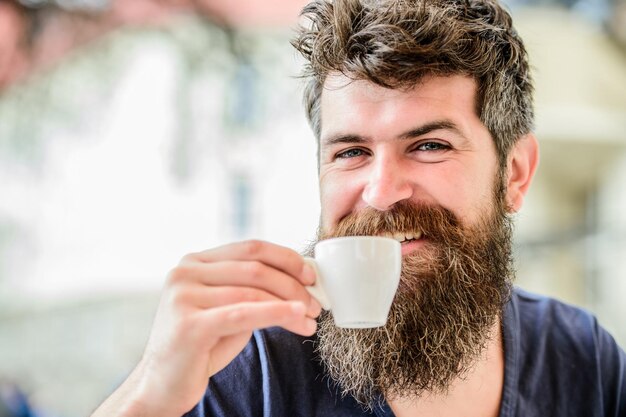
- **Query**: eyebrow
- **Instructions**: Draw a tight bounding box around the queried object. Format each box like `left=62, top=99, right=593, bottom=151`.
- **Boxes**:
left=322, top=119, right=467, bottom=147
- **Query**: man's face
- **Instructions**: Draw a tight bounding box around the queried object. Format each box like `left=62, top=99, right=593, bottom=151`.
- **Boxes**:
left=318, top=74, right=501, bottom=246
left=313, top=74, right=519, bottom=406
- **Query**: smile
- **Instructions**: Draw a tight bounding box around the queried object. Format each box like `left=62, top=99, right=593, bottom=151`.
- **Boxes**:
left=378, top=231, right=424, bottom=244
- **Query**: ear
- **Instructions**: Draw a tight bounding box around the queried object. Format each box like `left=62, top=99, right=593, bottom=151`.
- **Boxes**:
left=505, top=133, right=539, bottom=213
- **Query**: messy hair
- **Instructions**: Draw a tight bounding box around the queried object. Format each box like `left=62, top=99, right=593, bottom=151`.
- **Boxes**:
left=292, top=0, right=534, bottom=168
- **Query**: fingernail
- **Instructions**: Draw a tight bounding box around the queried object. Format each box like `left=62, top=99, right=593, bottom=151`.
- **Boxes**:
left=301, top=263, right=316, bottom=285
left=307, top=297, right=322, bottom=318
left=306, top=318, right=318, bottom=334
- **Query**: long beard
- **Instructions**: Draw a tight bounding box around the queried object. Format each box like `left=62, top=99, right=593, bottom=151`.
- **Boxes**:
left=309, top=193, right=513, bottom=409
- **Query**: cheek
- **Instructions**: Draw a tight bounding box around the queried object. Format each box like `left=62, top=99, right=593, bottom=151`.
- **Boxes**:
left=423, top=165, right=495, bottom=224
left=319, top=174, right=362, bottom=231
left=464, top=177, right=499, bottom=223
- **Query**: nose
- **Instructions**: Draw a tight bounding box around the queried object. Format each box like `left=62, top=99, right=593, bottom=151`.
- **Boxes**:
left=362, top=154, right=413, bottom=211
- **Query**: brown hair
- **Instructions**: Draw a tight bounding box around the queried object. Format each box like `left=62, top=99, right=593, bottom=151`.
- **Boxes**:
left=292, top=0, right=534, bottom=168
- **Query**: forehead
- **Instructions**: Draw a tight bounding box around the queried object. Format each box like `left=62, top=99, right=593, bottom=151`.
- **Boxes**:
left=319, top=74, right=485, bottom=144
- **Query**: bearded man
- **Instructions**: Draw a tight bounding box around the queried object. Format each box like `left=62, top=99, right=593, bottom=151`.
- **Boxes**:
left=92, top=1, right=626, bottom=416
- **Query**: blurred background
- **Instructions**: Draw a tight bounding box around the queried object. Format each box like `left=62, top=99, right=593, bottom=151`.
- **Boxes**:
left=0, top=0, right=625, bottom=415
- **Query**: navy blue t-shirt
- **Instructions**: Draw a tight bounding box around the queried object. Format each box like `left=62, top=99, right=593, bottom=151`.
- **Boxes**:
left=184, top=288, right=626, bottom=416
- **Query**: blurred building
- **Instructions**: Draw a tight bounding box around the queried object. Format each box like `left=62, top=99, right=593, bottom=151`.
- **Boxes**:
left=0, top=1, right=624, bottom=416
left=0, top=8, right=318, bottom=416
left=511, top=6, right=626, bottom=343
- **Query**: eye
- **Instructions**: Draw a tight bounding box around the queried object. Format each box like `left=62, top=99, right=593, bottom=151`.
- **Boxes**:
left=415, top=141, right=450, bottom=151
left=336, top=148, right=368, bottom=159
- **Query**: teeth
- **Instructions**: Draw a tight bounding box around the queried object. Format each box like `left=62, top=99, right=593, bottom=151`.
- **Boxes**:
left=380, top=231, right=422, bottom=242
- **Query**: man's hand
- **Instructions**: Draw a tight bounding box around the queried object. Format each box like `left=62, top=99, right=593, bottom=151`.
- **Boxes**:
left=91, top=240, right=321, bottom=417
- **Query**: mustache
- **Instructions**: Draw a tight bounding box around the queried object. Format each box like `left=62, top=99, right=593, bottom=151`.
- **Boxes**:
left=321, top=200, right=466, bottom=247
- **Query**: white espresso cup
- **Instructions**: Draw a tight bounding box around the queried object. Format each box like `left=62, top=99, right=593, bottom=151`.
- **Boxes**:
left=304, top=236, right=401, bottom=328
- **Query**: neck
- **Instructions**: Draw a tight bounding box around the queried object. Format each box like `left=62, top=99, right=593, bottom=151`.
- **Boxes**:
left=388, top=320, right=504, bottom=417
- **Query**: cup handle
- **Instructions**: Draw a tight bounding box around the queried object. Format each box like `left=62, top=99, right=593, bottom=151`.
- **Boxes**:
left=303, top=257, right=331, bottom=310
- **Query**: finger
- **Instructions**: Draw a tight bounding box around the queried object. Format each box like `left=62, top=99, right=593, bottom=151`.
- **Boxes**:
left=170, top=261, right=320, bottom=316
left=281, top=316, right=318, bottom=336
left=180, top=286, right=280, bottom=308
left=171, top=285, right=320, bottom=319
left=184, top=240, right=316, bottom=286
left=203, top=301, right=317, bottom=338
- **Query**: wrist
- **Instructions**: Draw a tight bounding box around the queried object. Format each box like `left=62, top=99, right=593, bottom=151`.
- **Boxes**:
left=91, top=359, right=178, bottom=417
